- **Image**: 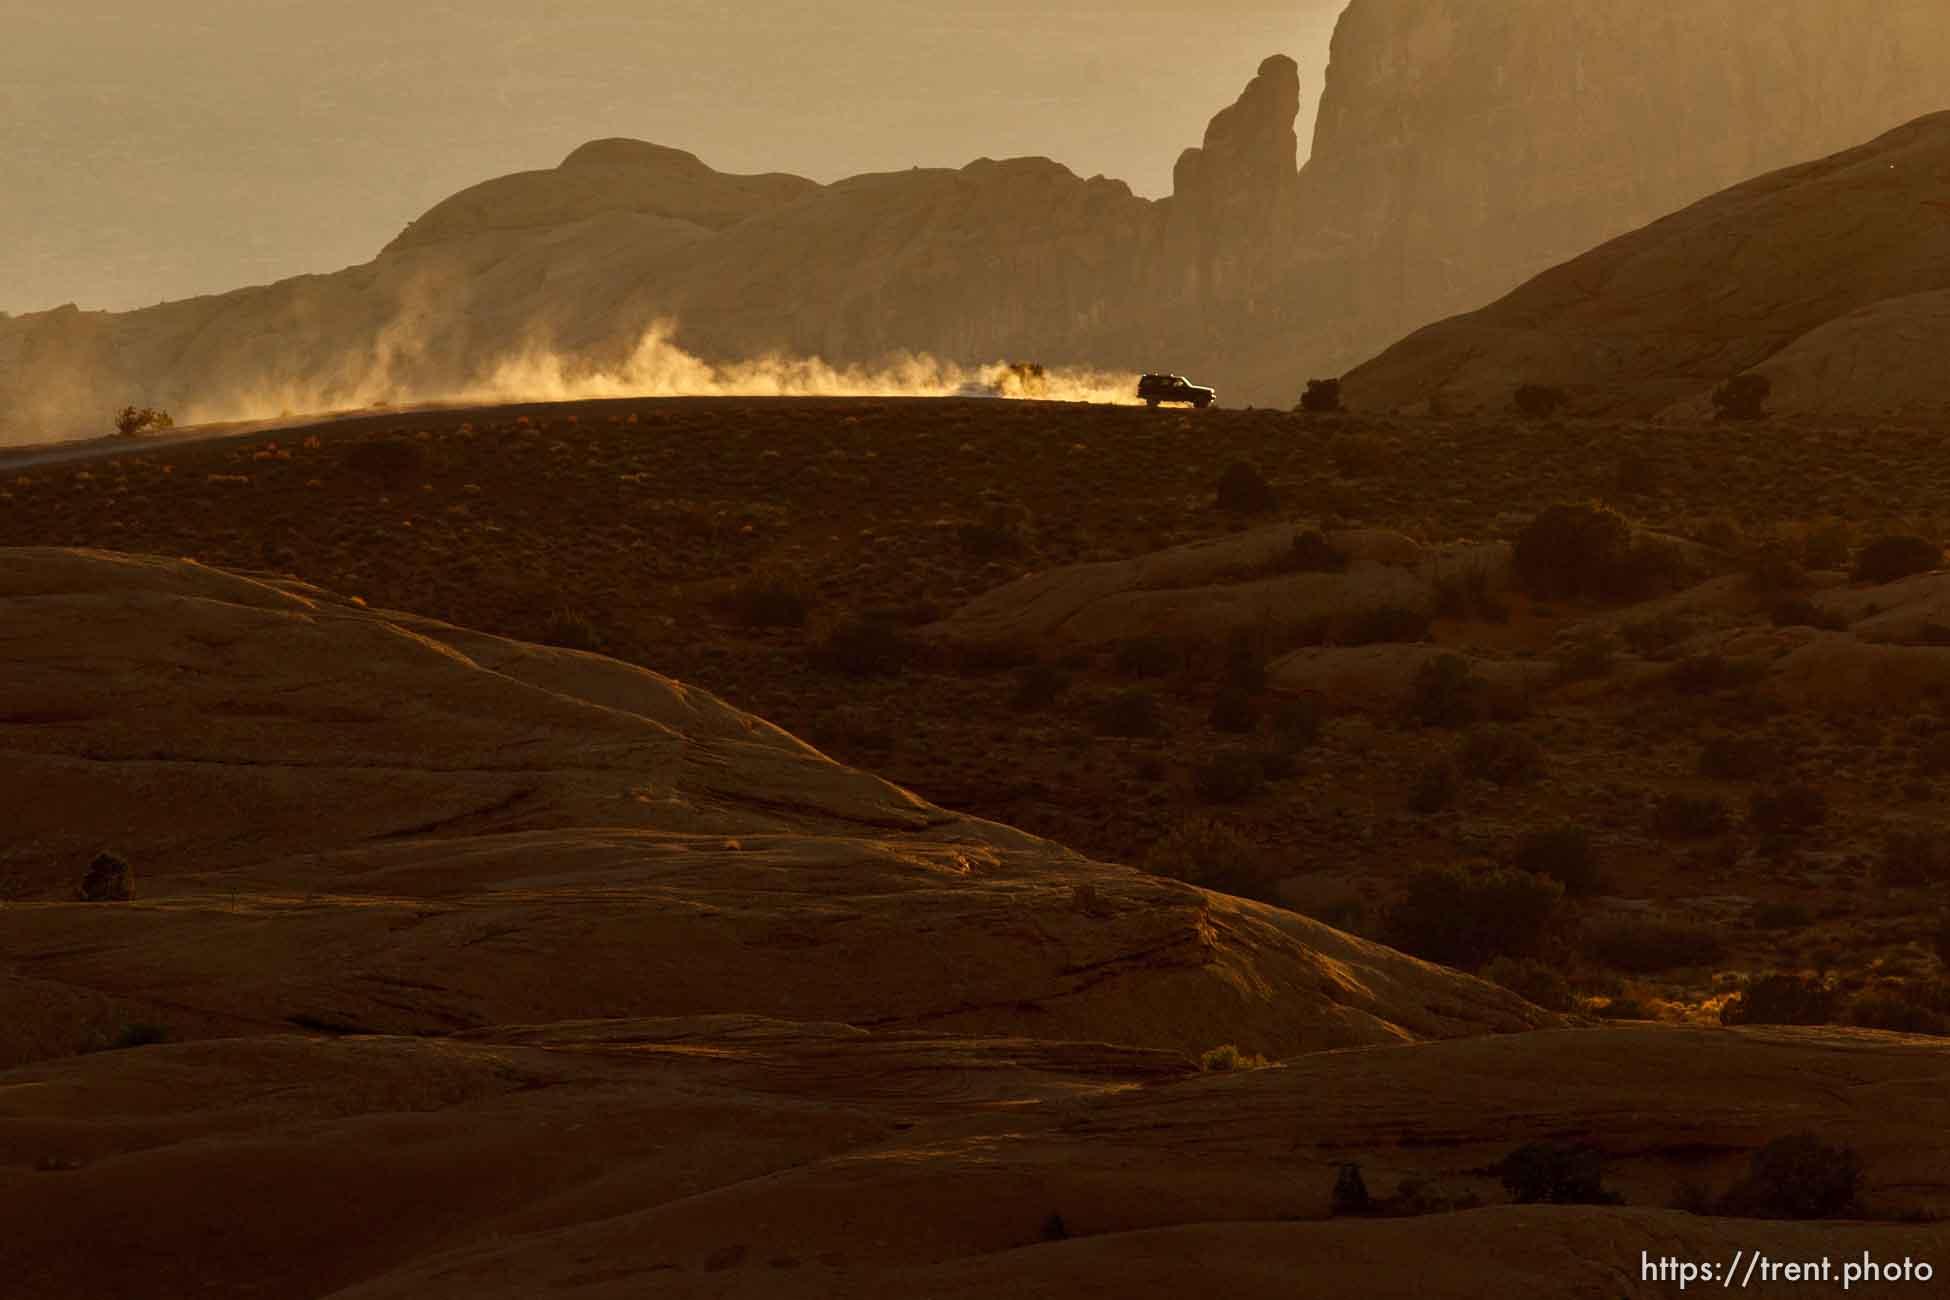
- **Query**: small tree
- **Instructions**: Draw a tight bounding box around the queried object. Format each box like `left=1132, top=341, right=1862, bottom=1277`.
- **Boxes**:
left=113, top=405, right=173, bottom=437
left=1408, top=654, right=1491, bottom=728
left=1513, top=503, right=1635, bottom=600
left=1143, top=817, right=1263, bottom=892
left=1852, top=534, right=1941, bottom=584
left=1513, top=384, right=1568, bottom=418
left=1299, top=377, right=1342, bottom=412
left=1720, top=974, right=1837, bottom=1026
left=1721, top=1133, right=1865, bottom=1219
left=1383, top=863, right=1563, bottom=968
left=1712, top=373, right=1771, bottom=422
left=77, top=851, right=135, bottom=902
left=1331, top=1162, right=1372, bottom=1215
left=1513, top=825, right=1600, bottom=896
left=1216, top=460, right=1278, bottom=514
left=1496, top=1141, right=1621, bottom=1205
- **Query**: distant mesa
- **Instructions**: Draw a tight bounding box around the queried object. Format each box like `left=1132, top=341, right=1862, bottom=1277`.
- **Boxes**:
left=384, top=136, right=820, bottom=251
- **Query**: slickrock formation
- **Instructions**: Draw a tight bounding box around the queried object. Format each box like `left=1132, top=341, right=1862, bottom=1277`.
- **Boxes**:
left=1342, top=112, right=1950, bottom=420
left=4, top=1020, right=1945, bottom=1298
left=9, top=3, right=1950, bottom=439
left=925, top=522, right=1505, bottom=650
left=7, top=548, right=1950, bottom=1296
left=0, top=546, right=1548, bottom=1069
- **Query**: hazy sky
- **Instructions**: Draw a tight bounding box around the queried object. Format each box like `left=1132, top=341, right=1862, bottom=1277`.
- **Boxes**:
left=1, top=1, right=1346, bottom=316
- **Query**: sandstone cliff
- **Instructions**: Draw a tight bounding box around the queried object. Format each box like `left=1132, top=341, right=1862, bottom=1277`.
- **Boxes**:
left=1341, top=112, right=1950, bottom=419
left=1301, top=0, right=1950, bottom=358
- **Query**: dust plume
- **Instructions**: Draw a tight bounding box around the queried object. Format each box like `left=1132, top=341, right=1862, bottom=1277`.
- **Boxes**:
left=175, top=320, right=1141, bottom=429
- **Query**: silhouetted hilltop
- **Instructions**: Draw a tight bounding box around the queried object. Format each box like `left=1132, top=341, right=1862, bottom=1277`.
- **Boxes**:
left=5, top=1, right=1950, bottom=440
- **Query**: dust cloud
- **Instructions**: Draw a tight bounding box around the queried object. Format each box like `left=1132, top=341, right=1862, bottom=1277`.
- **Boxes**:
left=174, top=321, right=1140, bottom=429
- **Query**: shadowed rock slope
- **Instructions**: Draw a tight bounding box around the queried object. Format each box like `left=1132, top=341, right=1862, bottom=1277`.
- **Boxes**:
left=1344, top=112, right=1950, bottom=421
left=0, top=546, right=1546, bottom=1068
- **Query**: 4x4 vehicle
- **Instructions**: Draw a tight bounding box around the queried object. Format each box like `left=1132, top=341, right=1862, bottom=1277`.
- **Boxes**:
left=1137, top=373, right=1216, bottom=409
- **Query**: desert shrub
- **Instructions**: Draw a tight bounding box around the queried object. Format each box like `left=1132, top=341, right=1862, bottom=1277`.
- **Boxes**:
left=1552, top=638, right=1616, bottom=685
left=812, top=614, right=918, bottom=677
left=1408, top=756, right=1462, bottom=813
left=1093, top=688, right=1164, bottom=738
left=1515, top=503, right=1631, bottom=599
left=1698, top=734, right=1780, bottom=781
left=1874, top=830, right=1949, bottom=888
left=1513, top=502, right=1676, bottom=601
left=1513, top=825, right=1600, bottom=897
left=1457, top=725, right=1544, bottom=785
left=1711, top=373, right=1771, bottom=422
left=1112, top=636, right=1180, bottom=679
left=1619, top=611, right=1695, bottom=658
left=1284, top=529, right=1348, bottom=572
left=1299, top=377, right=1342, bottom=413
left=1800, top=521, right=1854, bottom=571
left=1216, top=460, right=1278, bottom=514
left=110, top=1024, right=169, bottom=1050
left=1483, top=956, right=1575, bottom=1012
left=1852, top=534, right=1942, bottom=584
left=1406, top=654, right=1490, bottom=728
left=1009, top=662, right=1069, bottom=711
left=1327, top=432, right=1388, bottom=477
left=1651, top=794, right=1731, bottom=840
left=1666, top=653, right=1765, bottom=696
left=1580, top=915, right=1725, bottom=974
left=1719, top=1133, right=1864, bottom=1219
left=1218, top=628, right=1269, bottom=693
left=1741, top=545, right=1812, bottom=596
left=1918, top=733, right=1950, bottom=776
left=345, top=436, right=428, bottom=483
left=76, top=851, right=134, bottom=902
left=1750, top=900, right=1814, bottom=931
left=956, top=519, right=1023, bottom=560
left=1383, top=863, right=1564, bottom=969
left=1613, top=536, right=1692, bottom=594
left=1847, top=989, right=1949, bottom=1036
left=1142, top=817, right=1262, bottom=891
left=1253, top=744, right=1298, bottom=781
left=1267, top=695, right=1322, bottom=748
left=814, top=704, right=893, bottom=753
left=1208, top=686, right=1260, bottom=735
left=1769, top=597, right=1847, bottom=631
left=1612, top=451, right=1663, bottom=498
left=1192, top=748, right=1267, bottom=804
left=723, top=573, right=812, bottom=628
left=1199, top=1043, right=1270, bottom=1072
left=1430, top=565, right=1507, bottom=622
left=1719, top=974, right=1838, bottom=1026
left=1512, top=384, right=1567, bottom=418
left=1495, top=1141, right=1622, bottom=1206
left=113, top=405, right=174, bottom=437
left=1344, top=605, right=1432, bottom=646
left=946, top=638, right=1036, bottom=676
left=1749, top=782, right=1828, bottom=836
left=533, top=606, right=602, bottom=653
left=1331, top=1163, right=1371, bottom=1215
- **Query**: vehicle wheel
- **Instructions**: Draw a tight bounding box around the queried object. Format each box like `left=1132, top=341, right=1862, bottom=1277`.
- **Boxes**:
left=1146, top=399, right=1159, bottom=409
